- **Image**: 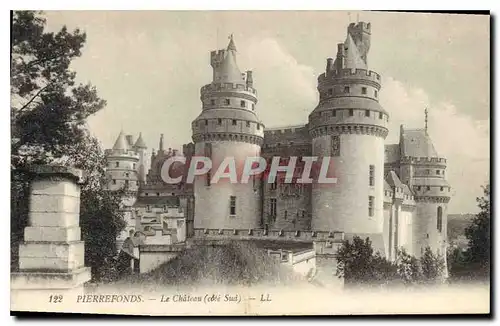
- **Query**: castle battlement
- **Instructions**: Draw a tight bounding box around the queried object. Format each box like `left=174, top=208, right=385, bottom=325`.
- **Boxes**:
left=320, top=68, right=381, bottom=85
left=104, top=149, right=140, bottom=160
left=193, top=228, right=345, bottom=243
left=201, top=82, right=257, bottom=96
left=400, top=156, right=447, bottom=165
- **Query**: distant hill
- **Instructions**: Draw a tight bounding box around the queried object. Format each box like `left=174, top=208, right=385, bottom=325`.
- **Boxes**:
left=448, top=213, right=475, bottom=242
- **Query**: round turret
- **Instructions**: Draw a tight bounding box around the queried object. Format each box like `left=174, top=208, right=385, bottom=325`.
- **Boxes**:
left=192, top=36, right=264, bottom=230
left=308, top=23, right=389, bottom=234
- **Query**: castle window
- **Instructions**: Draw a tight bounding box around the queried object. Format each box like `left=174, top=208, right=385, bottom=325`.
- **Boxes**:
left=344, top=86, right=350, bottom=94
left=206, top=171, right=211, bottom=186
left=133, top=163, right=136, bottom=169
left=163, top=205, right=167, bottom=211
left=125, top=180, right=129, bottom=187
left=302, top=210, right=305, bottom=218
left=115, top=162, right=119, bottom=168
left=332, top=110, right=336, bottom=117
left=246, top=121, right=250, bottom=127
left=368, top=196, right=374, bottom=217
left=437, top=207, right=443, bottom=232
left=440, top=187, right=444, bottom=191
left=257, top=124, right=260, bottom=130
left=362, top=87, right=367, bottom=95
left=232, top=119, right=237, bottom=125
left=436, top=170, right=440, bottom=175
left=218, top=118, right=222, bottom=125
left=365, top=110, right=370, bottom=117
left=205, top=119, right=208, bottom=126
left=427, top=186, right=430, bottom=191
left=349, top=109, right=354, bottom=117
left=328, top=88, right=333, bottom=95
left=369, top=165, right=375, bottom=186
left=281, top=253, right=289, bottom=262
left=156, top=192, right=160, bottom=196
left=146, top=205, right=151, bottom=212
left=379, top=112, right=383, bottom=119
left=211, top=99, right=215, bottom=105
left=145, top=192, right=149, bottom=196
left=417, top=186, right=421, bottom=191
left=252, top=103, right=255, bottom=110
left=112, top=179, right=116, bottom=185
left=270, top=198, right=277, bottom=217
left=284, top=211, right=288, bottom=220
left=125, top=172, right=129, bottom=177
left=229, top=196, right=236, bottom=216
left=374, top=90, right=378, bottom=97
left=225, top=99, right=230, bottom=105
left=426, top=169, right=430, bottom=174
left=240, top=100, right=246, bottom=108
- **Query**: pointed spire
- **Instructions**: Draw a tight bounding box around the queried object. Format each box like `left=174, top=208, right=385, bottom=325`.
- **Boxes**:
left=424, top=107, right=429, bottom=133
left=159, top=134, right=164, bottom=152
left=134, top=132, right=147, bottom=149
left=227, top=33, right=237, bottom=52
left=112, top=130, right=129, bottom=150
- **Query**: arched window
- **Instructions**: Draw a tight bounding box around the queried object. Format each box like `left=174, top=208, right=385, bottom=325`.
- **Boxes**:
left=437, top=206, right=443, bottom=232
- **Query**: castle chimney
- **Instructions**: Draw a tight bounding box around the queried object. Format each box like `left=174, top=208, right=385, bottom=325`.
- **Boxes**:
left=159, top=134, right=164, bottom=152
left=326, top=58, right=334, bottom=74
left=336, top=43, right=345, bottom=70
left=246, top=70, right=253, bottom=88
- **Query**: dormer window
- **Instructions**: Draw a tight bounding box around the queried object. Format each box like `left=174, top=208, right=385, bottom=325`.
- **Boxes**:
left=115, top=162, right=119, bottom=168
left=344, top=86, right=350, bottom=94
left=217, top=118, right=222, bottom=125
left=240, top=100, right=246, bottom=108
left=349, top=109, right=354, bottom=117
left=232, top=119, right=237, bottom=125
left=362, top=87, right=367, bottom=95
left=225, top=99, right=230, bottom=105
left=365, top=110, right=370, bottom=117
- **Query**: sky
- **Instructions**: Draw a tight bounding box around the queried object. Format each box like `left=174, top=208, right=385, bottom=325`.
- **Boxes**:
left=43, top=11, right=490, bottom=214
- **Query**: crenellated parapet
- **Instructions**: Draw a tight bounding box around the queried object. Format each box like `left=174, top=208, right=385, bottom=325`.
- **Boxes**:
left=320, top=68, right=381, bottom=88
left=309, top=123, right=388, bottom=139
left=193, top=228, right=344, bottom=243
left=400, top=156, right=447, bottom=167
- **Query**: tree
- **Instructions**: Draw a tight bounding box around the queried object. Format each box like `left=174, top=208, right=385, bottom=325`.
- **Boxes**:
left=420, top=247, right=446, bottom=284
left=464, top=184, right=490, bottom=278
left=336, top=236, right=398, bottom=287
left=396, top=248, right=422, bottom=285
left=11, top=11, right=125, bottom=281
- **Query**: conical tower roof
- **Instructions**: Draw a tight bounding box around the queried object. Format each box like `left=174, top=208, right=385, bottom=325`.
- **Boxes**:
left=112, top=130, right=129, bottom=150
left=134, top=132, right=147, bottom=149
left=218, top=35, right=244, bottom=84
left=343, top=33, right=366, bottom=69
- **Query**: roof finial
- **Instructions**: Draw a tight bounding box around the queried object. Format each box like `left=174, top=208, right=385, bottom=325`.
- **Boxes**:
left=227, top=33, right=237, bottom=52
left=424, top=107, right=429, bottom=133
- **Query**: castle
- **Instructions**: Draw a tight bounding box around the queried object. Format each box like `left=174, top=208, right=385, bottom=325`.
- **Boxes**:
left=105, top=22, right=451, bottom=276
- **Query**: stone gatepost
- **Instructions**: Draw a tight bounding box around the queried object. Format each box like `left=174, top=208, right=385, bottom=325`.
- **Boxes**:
left=312, top=232, right=345, bottom=289
left=11, top=165, right=91, bottom=309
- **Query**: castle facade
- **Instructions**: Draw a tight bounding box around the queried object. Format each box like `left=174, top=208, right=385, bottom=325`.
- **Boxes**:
left=105, top=22, right=451, bottom=264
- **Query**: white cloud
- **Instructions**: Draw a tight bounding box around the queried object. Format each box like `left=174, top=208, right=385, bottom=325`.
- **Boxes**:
left=238, top=38, right=317, bottom=127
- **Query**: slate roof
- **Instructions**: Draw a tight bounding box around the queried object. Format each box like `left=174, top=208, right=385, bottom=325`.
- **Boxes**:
left=401, top=128, right=439, bottom=158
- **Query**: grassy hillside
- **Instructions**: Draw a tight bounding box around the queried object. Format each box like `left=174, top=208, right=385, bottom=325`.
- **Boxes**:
left=121, top=241, right=307, bottom=287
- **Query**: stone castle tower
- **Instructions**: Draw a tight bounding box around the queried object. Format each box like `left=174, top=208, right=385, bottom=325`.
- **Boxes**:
left=104, top=131, right=142, bottom=249
left=191, top=35, right=265, bottom=229
left=308, top=22, right=389, bottom=234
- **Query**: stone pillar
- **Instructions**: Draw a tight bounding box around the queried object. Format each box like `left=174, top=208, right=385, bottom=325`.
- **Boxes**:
left=11, top=165, right=91, bottom=308
left=311, top=232, right=345, bottom=289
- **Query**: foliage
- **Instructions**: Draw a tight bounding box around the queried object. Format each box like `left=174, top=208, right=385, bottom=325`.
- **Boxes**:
left=10, top=11, right=125, bottom=281
left=396, top=248, right=422, bottom=285
left=420, top=247, right=446, bottom=284
left=464, top=184, right=491, bottom=278
left=336, top=237, right=398, bottom=287
left=336, top=237, right=447, bottom=287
